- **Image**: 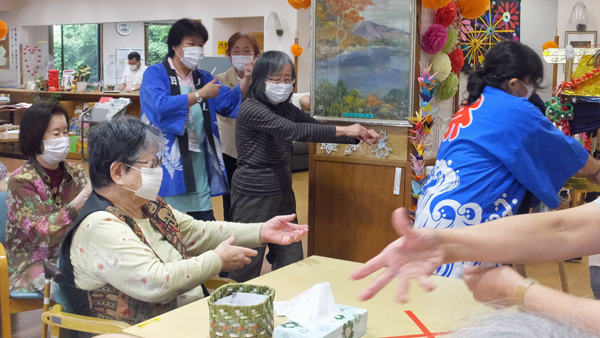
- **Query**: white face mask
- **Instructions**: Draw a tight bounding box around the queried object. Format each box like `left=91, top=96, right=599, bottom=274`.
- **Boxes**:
left=176, top=46, right=204, bottom=70
left=40, top=137, right=70, bottom=166
left=513, top=80, right=534, bottom=100
left=522, top=80, right=535, bottom=100
left=123, top=165, right=163, bottom=201
left=129, top=63, right=139, bottom=71
left=265, top=82, right=294, bottom=105
left=231, top=55, right=254, bottom=72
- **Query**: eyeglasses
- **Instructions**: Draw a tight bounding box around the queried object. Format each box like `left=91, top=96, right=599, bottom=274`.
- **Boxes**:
left=266, top=77, right=295, bottom=85
left=135, top=155, right=163, bottom=169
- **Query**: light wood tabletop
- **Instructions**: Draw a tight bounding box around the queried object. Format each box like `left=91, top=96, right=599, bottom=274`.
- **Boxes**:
left=123, top=256, right=489, bottom=338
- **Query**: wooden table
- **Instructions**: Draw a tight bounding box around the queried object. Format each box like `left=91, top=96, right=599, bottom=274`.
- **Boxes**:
left=123, top=256, right=488, bottom=338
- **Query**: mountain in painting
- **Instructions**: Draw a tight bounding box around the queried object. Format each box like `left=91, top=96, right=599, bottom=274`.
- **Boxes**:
left=353, top=20, right=409, bottom=41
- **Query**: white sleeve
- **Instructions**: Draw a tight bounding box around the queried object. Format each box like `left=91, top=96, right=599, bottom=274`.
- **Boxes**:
left=120, top=68, right=128, bottom=84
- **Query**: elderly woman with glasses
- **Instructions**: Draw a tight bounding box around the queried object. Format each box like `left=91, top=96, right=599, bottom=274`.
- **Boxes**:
left=227, top=51, right=380, bottom=283
left=59, top=117, right=308, bottom=325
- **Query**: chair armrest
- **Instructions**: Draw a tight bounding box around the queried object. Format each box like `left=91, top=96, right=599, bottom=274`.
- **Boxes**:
left=42, top=304, right=130, bottom=334
left=43, top=258, right=63, bottom=283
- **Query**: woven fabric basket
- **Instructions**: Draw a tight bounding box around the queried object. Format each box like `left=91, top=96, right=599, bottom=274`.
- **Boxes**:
left=208, top=283, right=276, bottom=338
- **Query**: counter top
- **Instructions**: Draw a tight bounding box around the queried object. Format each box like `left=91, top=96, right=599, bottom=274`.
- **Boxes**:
left=0, top=88, right=140, bottom=99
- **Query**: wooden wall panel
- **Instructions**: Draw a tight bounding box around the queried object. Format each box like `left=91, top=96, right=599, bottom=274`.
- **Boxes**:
left=311, top=159, right=405, bottom=263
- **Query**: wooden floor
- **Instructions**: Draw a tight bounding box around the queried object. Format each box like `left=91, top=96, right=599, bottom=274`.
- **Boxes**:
left=0, top=157, right=595, bottom=338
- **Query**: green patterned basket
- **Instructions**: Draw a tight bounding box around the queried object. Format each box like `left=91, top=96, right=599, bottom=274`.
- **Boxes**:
left=208, top=283, right=276, bottom=338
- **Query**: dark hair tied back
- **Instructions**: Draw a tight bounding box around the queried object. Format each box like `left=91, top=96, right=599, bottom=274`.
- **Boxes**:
left=463, top=40, right=545, bottom=105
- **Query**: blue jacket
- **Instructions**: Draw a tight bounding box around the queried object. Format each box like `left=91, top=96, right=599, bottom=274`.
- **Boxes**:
left=140, top=63, right=241, bottom=197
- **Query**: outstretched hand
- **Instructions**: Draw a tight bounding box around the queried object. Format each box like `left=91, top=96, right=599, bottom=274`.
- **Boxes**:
left=260, top=214, right=308, bottom=245
left=351, top=208, right=444, bottom=303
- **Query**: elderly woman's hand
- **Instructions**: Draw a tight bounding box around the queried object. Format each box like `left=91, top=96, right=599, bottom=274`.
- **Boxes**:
left=463, top=266, right=524, bottom=307
left=259, top=214, right=308, bottom=245
left=72, top=181, right=93, bottom=212
left=214, top=235, right=259, bottom=271
left=351, top=208, right=443, bottom=303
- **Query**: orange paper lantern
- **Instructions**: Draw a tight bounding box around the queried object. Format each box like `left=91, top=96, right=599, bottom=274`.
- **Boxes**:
left=0, top=21, right=7, bottom=40
left=456, top=0, right=490, bottom=20
left=288, top=0, right=311, bottom=10
left=423, top=0, right=452, bottom=10
left=291, top=44, right=303, bottom=57
left=543, top=41, right=558, bottom=50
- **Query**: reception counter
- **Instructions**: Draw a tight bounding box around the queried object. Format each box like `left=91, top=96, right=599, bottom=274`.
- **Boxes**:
left=0, top=88, right=141, bottom=118
left=0, top=88, right=141, bottom=160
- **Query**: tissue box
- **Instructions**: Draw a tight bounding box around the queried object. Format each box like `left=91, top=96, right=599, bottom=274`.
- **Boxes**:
left=274, top=305, right=367, bottom=338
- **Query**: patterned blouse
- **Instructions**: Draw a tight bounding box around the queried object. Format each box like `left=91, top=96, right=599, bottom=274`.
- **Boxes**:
left=6, top=158, right=88, bottom=292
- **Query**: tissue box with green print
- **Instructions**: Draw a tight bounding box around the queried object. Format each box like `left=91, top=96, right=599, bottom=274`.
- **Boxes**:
left=274, top=305, right=367, bottom=338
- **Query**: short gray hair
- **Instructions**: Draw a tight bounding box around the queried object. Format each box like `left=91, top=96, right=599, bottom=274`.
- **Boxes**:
left=88, top=116, right=164, bottom=189
left=450, top=310, right=599, bottom=338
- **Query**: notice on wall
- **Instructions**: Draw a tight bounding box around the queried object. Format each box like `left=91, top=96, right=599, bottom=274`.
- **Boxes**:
left=116, top=48, right=144, bottom=85
left=218, top=41, right=228, bottom=55
left=9, top=28, right=18, bottom=73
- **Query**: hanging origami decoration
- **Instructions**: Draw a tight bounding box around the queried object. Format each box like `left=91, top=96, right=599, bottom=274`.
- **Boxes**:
left=320, top=143, right=338, bottom=155
left=344, top=143, right=363, bottom=155
left=408, top=62, right=438, bottom=216
left=371, top=131, right=392, bottom=158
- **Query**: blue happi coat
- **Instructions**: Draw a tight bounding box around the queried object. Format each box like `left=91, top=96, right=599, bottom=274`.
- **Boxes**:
left=140, top=63, right=241, bottom=197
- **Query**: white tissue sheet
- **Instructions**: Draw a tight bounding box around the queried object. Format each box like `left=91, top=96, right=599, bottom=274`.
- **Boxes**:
left=273, top=282, right=341, bottom=328
left=214, top=292, right=269, bottom=306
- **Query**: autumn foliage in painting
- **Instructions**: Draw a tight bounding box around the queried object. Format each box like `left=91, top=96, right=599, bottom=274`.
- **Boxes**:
left=316, top=0, right=374, bottom=59
left=314, top=0, right=412, bottom=121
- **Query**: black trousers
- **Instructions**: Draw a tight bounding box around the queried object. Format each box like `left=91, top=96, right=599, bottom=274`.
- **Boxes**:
left=227, top=188, right=304, bottom=283
left=186, top=209, right=216, bottom=221
left=221, top=153, right=238, bottom=222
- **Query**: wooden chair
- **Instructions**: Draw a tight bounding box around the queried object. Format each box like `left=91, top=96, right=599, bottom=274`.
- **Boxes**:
left=41, top=258, right=235, bottom=337
left=0, top=191, right=54, bottom=338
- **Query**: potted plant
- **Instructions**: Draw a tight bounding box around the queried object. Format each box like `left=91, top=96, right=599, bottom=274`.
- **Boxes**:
left=72, top=64, right=91, bottom=92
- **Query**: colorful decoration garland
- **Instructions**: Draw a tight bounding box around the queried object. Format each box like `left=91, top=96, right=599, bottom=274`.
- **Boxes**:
left=544, top=97, right=574, bottom=136
left=455, top=0, right=490, bottom=20
left=434, top=2, right=458, bottom=27
left=0, top=21, right=7, bottom=40
left=423, top=0, right=452, bottom=10
left=555, top=66, right=600, bottom=96
left=288, top=0, right=311, bottom=10
left=408, top=64, right=438, bottom=216
left=291, top=44, right=303, bottom=57
left=459, top=0, right=521, bottom=71
left=422, top=24, right=448, bottom=55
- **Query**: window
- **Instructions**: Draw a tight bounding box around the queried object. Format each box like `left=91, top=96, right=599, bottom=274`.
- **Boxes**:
left=52, top=24, right=101, bottom=82
left=145, top=23, right=172, bottom=66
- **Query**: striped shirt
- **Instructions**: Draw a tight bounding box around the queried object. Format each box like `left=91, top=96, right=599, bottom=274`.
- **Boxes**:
left=232, top=98, right=358, bottom=196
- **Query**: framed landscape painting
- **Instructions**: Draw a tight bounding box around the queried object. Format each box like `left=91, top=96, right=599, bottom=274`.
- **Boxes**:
left=311, top=0, right=416, bottom=126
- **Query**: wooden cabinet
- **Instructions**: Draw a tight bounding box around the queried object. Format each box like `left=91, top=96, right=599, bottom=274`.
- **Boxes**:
left=308, top=154, right=414, bottom=263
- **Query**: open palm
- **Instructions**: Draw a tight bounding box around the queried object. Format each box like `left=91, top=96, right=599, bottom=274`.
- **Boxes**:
left=260, top=214, right=308, bottom=245
left=351, top=208, right=445, bottom=303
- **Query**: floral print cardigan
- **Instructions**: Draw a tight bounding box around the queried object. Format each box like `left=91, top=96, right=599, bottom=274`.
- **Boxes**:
left=5, top=158, right=88, bottom=292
